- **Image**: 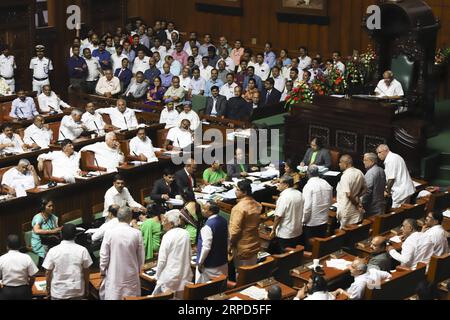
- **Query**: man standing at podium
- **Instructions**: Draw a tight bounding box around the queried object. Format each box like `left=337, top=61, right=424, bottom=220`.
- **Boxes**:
left=375, top=70, right=404, bottom=99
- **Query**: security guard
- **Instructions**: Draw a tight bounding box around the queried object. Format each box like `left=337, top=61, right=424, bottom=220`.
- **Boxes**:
left=0, top=45, right=17, bottom=93
left=29, top=45, right=53, bottom=95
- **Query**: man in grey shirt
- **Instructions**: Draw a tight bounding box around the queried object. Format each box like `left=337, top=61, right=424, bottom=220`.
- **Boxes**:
left=361, top=153, right=386, bottom=216
left=368, top=236, right=391, bottom=272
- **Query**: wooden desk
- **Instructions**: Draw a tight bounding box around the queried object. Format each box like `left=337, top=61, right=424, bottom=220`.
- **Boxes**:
left=219, top=279, right=297, bottom=301
left=32, top=276, right=47, bottom=298
left=0, top=148, right=50, bottom=168
left=8, top=112, right=66, bottom=130
left=49, top=136, right=105, bottom=151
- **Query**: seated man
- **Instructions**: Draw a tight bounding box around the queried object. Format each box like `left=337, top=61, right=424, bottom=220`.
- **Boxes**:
left=0, top=124, right=28, bottom=154
left=97, top=98, right=138, bottom=131
left=59, top=109, right=88, bottom=141
left=300, top=137, right=332, bottom=169
left=227, top=147, right=258, bottom=178
left=225, top=86, right=252, bottom=121
left=422, top=211, right=449, bottom=256
left=9, top=90, right=39, bottom=120
left=163, top=76, right=185, bottom=106
left=187, top=68, right=205, bottom=97
left=123, top=71, right=149, bottom=100
left=24, top=115, right=53, bottom=149
left=205, top=86, right=227, bottom=117
left=0, top=77, right=11, bottom=96
left=91, top=205, right=120, bottom=243
left=332, top=258, right=391, bottom=300
left=203, top=160, right=227, bottom=185
left=103, top=174, right=145, bottom=217
left=164, top=119, right=193, bottom=150
left=375, top=70, right=404, bottom=99
left=151, top=167, right=178, bottom=204
left=159, top=101, right=180, bottom=129
left=80, top=132, right=125, bottom=173
left=129, top=127, right=158, bottom=163
left=1, top=159, right=40, bottom=197
left=388, top=219, right=434, bottom=268
left=37, top=139, right=81, bottom=184
left=114, top=58, right=133, bottom=91
left=367, top=236, right=392, bottom=272
left=177, top=101, right=200, bottom=131
left=95, top=69, right=121, bottom=98
left=37, top=85, right=71, bottom=114
left=81, top=102, right=108, bottom=134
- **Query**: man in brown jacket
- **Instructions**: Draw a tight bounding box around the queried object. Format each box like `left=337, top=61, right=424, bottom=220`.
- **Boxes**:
left=229, top=180, right=262, bottom=272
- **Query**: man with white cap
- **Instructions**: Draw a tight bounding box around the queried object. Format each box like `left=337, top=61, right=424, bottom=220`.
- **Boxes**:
left=0, top=45, right=17, bottom=93
left=29, top=45, right=53, bottom=95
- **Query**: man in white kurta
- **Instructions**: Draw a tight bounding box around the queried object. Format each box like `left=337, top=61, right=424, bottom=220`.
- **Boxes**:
left=37, top=85, right=71, bottom=114
left=377, top=145, right=415, bottom=208
left=129, top=129, right=158, bottom=163
left=59, top=110, right=86, bottom=141
left=102, top=175, right=144, bottom=217
left=165, top=120, right=193, bottom=150
left=176, top=103, right=200, bottom=131
left=153, top=210, right=192, bottom=298
left=97, top=99, right=138, bottom=130
left=159, top=103, right=180, bottom=129
left=336, top=155, right=367, bottom=228
left=80, top=132, right=125, bottom=173
left=422, top=211, right=449, bottom=256
left=81, top=102, right=107, bottom=134
left=0, top=126, right=26, bottom=154
left=375, top=71, right=404, bottom=98
left=24, top=116, right=53, bottom=149
left=100, top=207, right=145, bottom=300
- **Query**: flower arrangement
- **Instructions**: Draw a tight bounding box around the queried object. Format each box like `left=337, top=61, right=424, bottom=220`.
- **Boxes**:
left=285, top=81, right=314, bottom=106
left=327, top=68, right=347, bottom=95
left=311, top=74, right=329, bottom=96
left=344, top=46, right=377, bottom=87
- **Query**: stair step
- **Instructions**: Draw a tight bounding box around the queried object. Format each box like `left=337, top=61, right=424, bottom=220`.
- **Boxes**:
left=441, top=153, right=450, bottom=165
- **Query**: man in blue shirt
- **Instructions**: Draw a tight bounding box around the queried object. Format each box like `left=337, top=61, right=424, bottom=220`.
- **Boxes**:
left=204, top=69, right=224, bottom=97
left=10, top=90, right=39, bottom=120
left=67, top=46, right=88, bottom=90
left=114, top=58, right=133, bottom=93
left=144, top=57, right=161, bottom=86
left=264, top=42, right=277, bottom=69
left=160, top=63, right=174, bottom=89
left=92, top=41, right=112, bottom=71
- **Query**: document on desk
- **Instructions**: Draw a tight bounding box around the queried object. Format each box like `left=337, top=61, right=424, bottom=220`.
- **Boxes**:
left=34, top=280, right=47, bottom=292
left=413, top=181, right=422, bottom=188
left=324, top=171, right=341, bottom=177
left=37, top=183, right=66, bottom=190
left=239, top=286, right=268, bottom=300
left=326, top=259, right=352, bottom=270
left=229, top=297, right=242, bottom=301
left=85, top=228, right=99, bottom=234
left=167, top=199, right=184, bottom=206
left=202, top=185, right=226, bottom=195
left=389, top=235, right=402, bottom=244
left=443, top=210, right=450, bottom=218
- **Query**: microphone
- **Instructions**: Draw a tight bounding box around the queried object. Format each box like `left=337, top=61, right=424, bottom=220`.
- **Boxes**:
left=94, top=156, right=101, bottom=172
left=375, top=84, right=389, bottom=98
left=94, top=121, right=100, bottom=133
left=48, top=105, right=58, bottom=114
left=18, top=107, right=25, bottom=120
left=123, top=116, right=129, bottom=130
left=60, top=129, right=67, bottom=140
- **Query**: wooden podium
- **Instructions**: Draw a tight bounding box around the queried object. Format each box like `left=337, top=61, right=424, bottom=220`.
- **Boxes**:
left=285, top=96, right=425, bottom=175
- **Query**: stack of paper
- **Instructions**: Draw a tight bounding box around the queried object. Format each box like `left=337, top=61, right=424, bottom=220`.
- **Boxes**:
left=34, top=280, right=47, bottom=292
left=167, top=199, right=184, bottom=206
left=389, top=235, right=402, bottom=244
left=239, top=286, right=268, bottom=300
left=202, top=185, right=226, bottom=195
left=443, top=210, right=450, bottom=218
left=326, top=259, right=352, bottom=270
left=85, top=228, right=99, bottom=234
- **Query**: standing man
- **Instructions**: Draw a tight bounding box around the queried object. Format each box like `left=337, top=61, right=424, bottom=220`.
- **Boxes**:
left=29, top=45, right=53, bottom=95
left=0, top=45, right=17, bottom=93
left=229, top=180, right=262, bottom=270
left=43, top=224, right=92, bottom=300
left=270, top=176, right=304, bottom=253
left=336, top=155, right=367, bottom=228
left=151, top=168, right=178, bottom=204
left=83, top=48, right=103, bottom=94
left=196, top=202, right=228, bottom=284
left=376, top=145, right=415, bottom=208
left=67, top=46, right=88, bottom=90
left=100, top=207, right=145, bottom=300
left=0, top=234, right=39, bottom=300
left=361, top=153, right=386, bottom=216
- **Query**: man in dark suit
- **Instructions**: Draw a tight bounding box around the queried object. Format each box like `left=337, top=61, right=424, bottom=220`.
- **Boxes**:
left=151, top=167, right=178, bottom=204
left=227, top=147, right=256, bottom=179
left=175, top=158, right=197, bottom=197
left=261, top=78, right=282, bottom=107
left=225, top=86, right=252, bottom=121
left=205, top=86, right=227, bottom=117
left=114, top=58, right=133, bottom=93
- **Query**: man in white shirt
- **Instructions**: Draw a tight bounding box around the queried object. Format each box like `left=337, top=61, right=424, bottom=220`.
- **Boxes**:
left=177, top=102, right=200, bottom=131
left=110, top=45, right=128, bottom=75
left=0, top=45, right=17, bottom=93
left=180, top=67, right=192, bottom=92
left=95, top=69, right=121, bottom=98
left=97, top=98, right=139, bottom=131
left=91, top=205, right=120, bottom=243
left=422, top=211, right=449, bottom=256
left=188, top=68, right=206, bottom=97
left=336, top=155, right=367, bottom=228
left=271, top=66, right=286, bottom=93
left=129, top=128, right=158, bottom=163
left=303, top=165, right=333, bottom=249
left=388, top=219, right=434, bottom=268
left=151, top=38, right=167, bottom=60
left=59, top=109, right=87, bottom=141
left=0, top=234, right=39, bottom=300
left=29, top=46, right=53, bottom=94
left=199, top=57, right=214, bottom=82
left=80, top=132, right=125, bottom=173
left=102, top=175, right=145, bottom=218
left=83, top=48, right=103, bottom=94
left=165, top=119, right=193, bottom=150
left=38, top=85, right=71, bottom=114
left=216, top=48, right=235, bottom=73
left=1, top=159, right=40, bottom=198
left=332, top=258, right=391, bottom=300
left=81, top=102, right=107, bottom=134
left=219, top=73, right=238, bottom=100
left=24, top=115, right=53, bottom=149
left=332, top=51, right=346, bottom=74
left=153, top=210, right=192, bottom=299
left=9, top=90, right=39, bottom=120
left=37, top=139, right=81, bottom=184
left=298, top=47, right=312, bottom=71
left=159, top=101, right=180, bottom=129
left=375, top=70, right=404, bottom=99
left=132, top=49, right=151, bottom=75
left=100, top=207, right=145, bottom=300
left=0, top=124, right=28, bottom=154
left=270, top=175, right=305, bottom=253
left=43, top=224, right=92, bottom=300
left=377, top=145, right=415, bottom=208
left=254, top=53, right=270, bottom=81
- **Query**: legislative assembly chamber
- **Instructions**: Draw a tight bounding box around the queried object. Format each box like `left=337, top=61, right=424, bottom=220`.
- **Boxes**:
left=0, top=0, right=449, bottom=303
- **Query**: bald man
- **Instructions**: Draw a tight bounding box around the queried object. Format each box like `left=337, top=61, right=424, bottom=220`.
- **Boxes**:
left=336, top=155, right=367, bottom=228
left=374, top=70, right=404, bottom=99
left=367, top=236, right=391, bottom=272
left=361, top=153, right=386, bottom=216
